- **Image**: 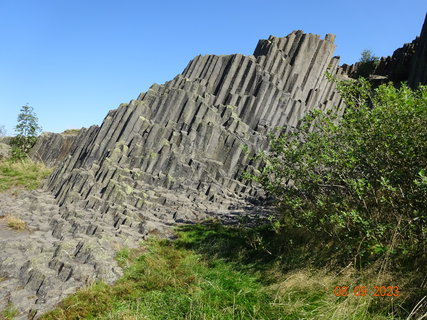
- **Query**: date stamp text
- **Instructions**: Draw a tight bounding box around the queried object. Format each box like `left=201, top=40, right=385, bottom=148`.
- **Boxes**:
left=334, top=286, right=399, bottom=297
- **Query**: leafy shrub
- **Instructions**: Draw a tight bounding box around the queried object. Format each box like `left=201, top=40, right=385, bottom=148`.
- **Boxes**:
left=247, top=78, right=427, bottom=269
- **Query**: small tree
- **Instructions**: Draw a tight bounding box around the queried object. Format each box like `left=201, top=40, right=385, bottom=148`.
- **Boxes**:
left=11, top=104, right=41, bottom=158
left=355, top=49, right=379, bottom=78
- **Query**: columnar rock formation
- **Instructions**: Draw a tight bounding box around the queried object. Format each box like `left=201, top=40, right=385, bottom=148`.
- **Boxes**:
left=408, top=13, right=427, bottom=87
left=2, top=31, right=352, bottom=318
left=29, top=131, right=84, bottom=167
left=44, top=31, right=347, bottom=235
left=343, top=13, right=427, bottom=87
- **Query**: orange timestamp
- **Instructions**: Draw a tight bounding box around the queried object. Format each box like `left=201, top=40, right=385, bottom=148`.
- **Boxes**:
left=334, top=285, right=400, bottom=297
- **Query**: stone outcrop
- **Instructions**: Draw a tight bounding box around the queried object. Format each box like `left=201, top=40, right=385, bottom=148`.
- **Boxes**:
left=1, top=30, right=349, bottom=318
left=29, top=131, right=84, bottom=167
left=45, top=31, right=347, bottom=237
left=408, top=13, right=427, bottom=87
left=0, top=190, right=130, bottom=318
left=343, top=13, right=427, bottom=87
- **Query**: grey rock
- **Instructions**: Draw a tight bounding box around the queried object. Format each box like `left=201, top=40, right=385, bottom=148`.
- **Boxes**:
left=44, top=31, right=346, bottom=239
left=408, top=13, right=427, bottom=87
left=29, top=130, right=83, bottom=167
left=343, top=13, right=427, bottom=88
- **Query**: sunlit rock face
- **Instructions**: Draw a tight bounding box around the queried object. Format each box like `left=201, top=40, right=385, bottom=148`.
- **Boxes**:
left=45, top=31, right=346, bottom=236
left=342, top=13, right=427, bottom=87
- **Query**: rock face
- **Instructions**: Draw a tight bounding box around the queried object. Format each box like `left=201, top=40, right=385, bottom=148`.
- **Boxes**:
left=0, top=189, right=135, bottom=319
left=343, top=13, right=427, bottom=87
left=408, top=13, right=427, bottom=87
left=29, top=131, right=83, bottom=167
left=45, top=31, right=347, bottom=236
left=1, top=30, right=351, bottom=318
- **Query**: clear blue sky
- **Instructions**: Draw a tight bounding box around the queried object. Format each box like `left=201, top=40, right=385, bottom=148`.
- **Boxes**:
left=1, top=0, right=425, bottom=135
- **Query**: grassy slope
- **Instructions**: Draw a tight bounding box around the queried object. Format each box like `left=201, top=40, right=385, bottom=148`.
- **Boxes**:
left=41, top=224, right=412, bottom=320
left=0, top=159, right=52, bottom=191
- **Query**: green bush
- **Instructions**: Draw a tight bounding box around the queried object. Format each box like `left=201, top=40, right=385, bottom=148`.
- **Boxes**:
left=247, top=78, right=427, bottom=269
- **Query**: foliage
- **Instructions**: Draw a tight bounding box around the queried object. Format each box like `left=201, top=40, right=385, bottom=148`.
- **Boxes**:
left=355, top=49, right=380, bottom=78
left=360, top=49, right=378, bottom=64
left=41, top=237, right=285, bottom=320
left=246, top=78, right=427, bottom=270
left=0, top=158, right=52, bottom=191
left=10, top=104, right=41, bottom=159
left=0, top=303, right=19, bottom=319
left=41, top=226, right=410, bottom=319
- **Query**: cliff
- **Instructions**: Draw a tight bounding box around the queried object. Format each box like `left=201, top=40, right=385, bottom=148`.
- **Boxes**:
left=43, top=31, right=347, bottom=235
left=343, top=13, right=427, bottom=87
left=29, top=130, right=86, bottom=167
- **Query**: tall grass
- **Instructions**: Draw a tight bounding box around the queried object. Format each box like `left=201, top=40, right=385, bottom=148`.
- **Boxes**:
left=0, top=158, right=52, bottom=191
left=41, top=224, right=414, bottom=320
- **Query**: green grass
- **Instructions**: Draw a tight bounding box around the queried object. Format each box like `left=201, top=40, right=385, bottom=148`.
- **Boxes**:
left=0, top=159, right=52, bottom=191
left=42, top=238, right=285, bottom=319
left=0, top=304, right=19, bottom=320
left=40, top=223, right=414, bottom=320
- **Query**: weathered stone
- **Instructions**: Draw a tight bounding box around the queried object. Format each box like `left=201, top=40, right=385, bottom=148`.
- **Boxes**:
left=343, top=14, right=427, bottom=88
left=408, top=13, right=427, bottom=87
left=29, top=131, right=82, bottom=167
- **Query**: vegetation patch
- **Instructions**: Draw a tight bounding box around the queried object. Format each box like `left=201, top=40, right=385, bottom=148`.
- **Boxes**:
left=61, top=128, right=81, bottom=135
left=0, top=303, right=19, bottom=320
left=41, top=224, right=417, bottom=319
left=245, top=79, right=427, bottom=272
left=0, top=159, right=52, bottom=191
left=41, top=236, right=284, bottom=319
left=4, top=215, right=27, bottom=231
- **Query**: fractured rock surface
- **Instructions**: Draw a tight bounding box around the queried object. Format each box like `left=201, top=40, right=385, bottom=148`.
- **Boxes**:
left=342, top=13, right=427, bottom=87
left=0, top=189, right=273, bottom=318
left=45, top=31, right=347, bottom=236
left=6, top=19, right=427, bottom=316
left=8, top=18, right=427, bottom=316
left=0, top=190, right=134, bottom=318
left=29, top=131, right=82, bottom=167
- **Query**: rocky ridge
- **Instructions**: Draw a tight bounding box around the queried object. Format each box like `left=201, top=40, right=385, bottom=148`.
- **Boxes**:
left=343, top=13, right=427, bottom=87
left=29, top=131, right=83, bottom=167
left=45, top=31, right=347, bottom=236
